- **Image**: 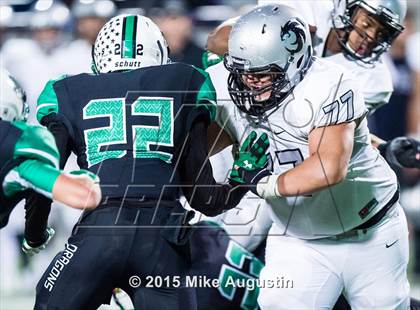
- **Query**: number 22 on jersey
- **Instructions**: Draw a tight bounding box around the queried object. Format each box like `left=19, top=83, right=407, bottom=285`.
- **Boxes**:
left=83, top=97, right=173, bottom=167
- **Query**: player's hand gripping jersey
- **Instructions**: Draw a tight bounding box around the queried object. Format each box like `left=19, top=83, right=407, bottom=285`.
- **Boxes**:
left=210, top=57, right=398, bottom=239
left=0, top=120, right=60, bottom=227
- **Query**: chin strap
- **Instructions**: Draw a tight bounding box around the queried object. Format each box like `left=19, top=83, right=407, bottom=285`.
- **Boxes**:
left=90, top=45, right=99, bottom=74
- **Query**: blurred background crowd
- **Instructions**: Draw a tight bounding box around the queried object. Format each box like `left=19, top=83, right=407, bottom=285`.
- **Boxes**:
left=0, top=0, right=419, bottom=308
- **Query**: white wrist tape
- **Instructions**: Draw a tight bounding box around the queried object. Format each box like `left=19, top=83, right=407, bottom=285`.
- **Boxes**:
left=256, top=175, right=281, bottom=199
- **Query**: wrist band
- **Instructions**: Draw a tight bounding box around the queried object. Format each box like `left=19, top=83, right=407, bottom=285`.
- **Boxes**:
left=256, top=175, right=281, bottom=199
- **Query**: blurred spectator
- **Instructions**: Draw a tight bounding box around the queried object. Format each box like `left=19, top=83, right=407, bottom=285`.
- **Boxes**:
left=368, top=13, right=415, bottom=141
left=401, top=30, right=420, bottom=276
left=151, top=0, right=204, bottom=68
left=54, top=0, right=116, bottom=74
left=0, top=1, right=70, bottom=124
left=406, top=31, right=420, bottom=137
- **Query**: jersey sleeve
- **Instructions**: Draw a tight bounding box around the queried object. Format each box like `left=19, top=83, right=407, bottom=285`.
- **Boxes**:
left=2, top=160, right=60, bottom=198
left=362, top=60, right=393, bottom=114
left=12, top=122, right=60, bottom=169
left=312, top=73, right=367, bottom=129
left=36, top=75, right=67, bottom=125
left=186, top=66, right=217, bottom=129
left=206, top=62, right=239, bottom=143
left=36, top=76, right=74, bottom=168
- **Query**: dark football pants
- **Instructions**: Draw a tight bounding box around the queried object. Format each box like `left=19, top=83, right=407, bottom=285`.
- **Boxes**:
left=34, top=201, right=196, bottom=310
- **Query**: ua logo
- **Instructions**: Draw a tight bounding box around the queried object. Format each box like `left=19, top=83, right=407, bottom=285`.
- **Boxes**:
left=280, top=19, right=307, bottom=54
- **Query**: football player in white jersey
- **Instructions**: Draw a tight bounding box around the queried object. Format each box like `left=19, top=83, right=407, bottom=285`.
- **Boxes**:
left=207, top=0, right=419, bottom=169
left=211, top=4, right=409, bottom=309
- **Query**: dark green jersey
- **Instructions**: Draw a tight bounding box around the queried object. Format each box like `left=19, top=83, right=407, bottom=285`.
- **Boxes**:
left=37, top=63, right=216, bottom=200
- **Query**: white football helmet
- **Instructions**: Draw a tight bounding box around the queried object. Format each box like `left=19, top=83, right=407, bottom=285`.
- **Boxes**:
left=224, top=5, right=313, bottom=116
left=0, top=70, right=28, bottom=122
left=92, top=14, right=169, bottom=73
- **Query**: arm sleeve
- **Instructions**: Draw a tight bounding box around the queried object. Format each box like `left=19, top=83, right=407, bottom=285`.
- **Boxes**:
left=37, top=76, right=74, bottom=168
left=42, top=114, right=72, bottom=169
left=14, top=160, right=61, bottom=197
left=24, top=76, right=71, bottom=245
left=24, top=192, right=52, bottom=245
left=189, top=66, right=217, bottom=124
left=179, top=117, right=248, bottom=216
left=22, top=116, right=72, bottom=244
left=20, top=117, right=71, bottom=244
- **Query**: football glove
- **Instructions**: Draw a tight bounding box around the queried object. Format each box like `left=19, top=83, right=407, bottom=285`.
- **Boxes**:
left=202, top=51, right=224, bottom=69
left=379, top=137, right=420, bottom=169
left=229, top=131, right=271, bottom=194
left=22, top=227, right=55, bottom=256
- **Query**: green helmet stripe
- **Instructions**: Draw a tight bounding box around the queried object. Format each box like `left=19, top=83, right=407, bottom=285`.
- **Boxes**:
left=122, top=15, right=137, bottom=59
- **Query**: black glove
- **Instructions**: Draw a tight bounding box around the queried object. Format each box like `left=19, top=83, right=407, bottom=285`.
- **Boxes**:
left=378, top=137, right=420, bottom=169
left=229, top=131, right=271, bottom=194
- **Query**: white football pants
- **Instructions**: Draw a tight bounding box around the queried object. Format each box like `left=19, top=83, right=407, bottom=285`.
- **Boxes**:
left=258, top=203, right=410, bottom=310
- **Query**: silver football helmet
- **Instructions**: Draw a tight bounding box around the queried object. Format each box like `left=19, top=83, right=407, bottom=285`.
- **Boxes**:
left=0, top=70, right=28, bottom=122
left=92, top=14, right=169, bottom=74
left=224, top=5, right=313, bottom=116
left=331, top=0, right=407, bottom=64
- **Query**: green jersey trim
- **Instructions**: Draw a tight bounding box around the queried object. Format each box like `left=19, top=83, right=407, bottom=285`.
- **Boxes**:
left=194, top=66, right=217, bottom=121
left=36, top=75, right=67, bottom=123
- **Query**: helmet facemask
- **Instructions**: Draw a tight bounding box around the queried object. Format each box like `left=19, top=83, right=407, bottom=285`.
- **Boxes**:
left=224, top=48, right=312, bottom=117
left=332, top=0, right=405, bottom=64
left=224, top=56, right=293, bottom=116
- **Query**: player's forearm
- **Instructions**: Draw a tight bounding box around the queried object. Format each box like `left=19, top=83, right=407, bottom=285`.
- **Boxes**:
left=181, top=120, right=247, bottom=216
left=370, top=133, right=386, bottom=148
left=206, top=21, right=234, bottom=56
left=276, top=154, right=349, bottom=196
left=207, top=122, right=234, bottom=156
left=187, top=183, right=248, bottom=216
